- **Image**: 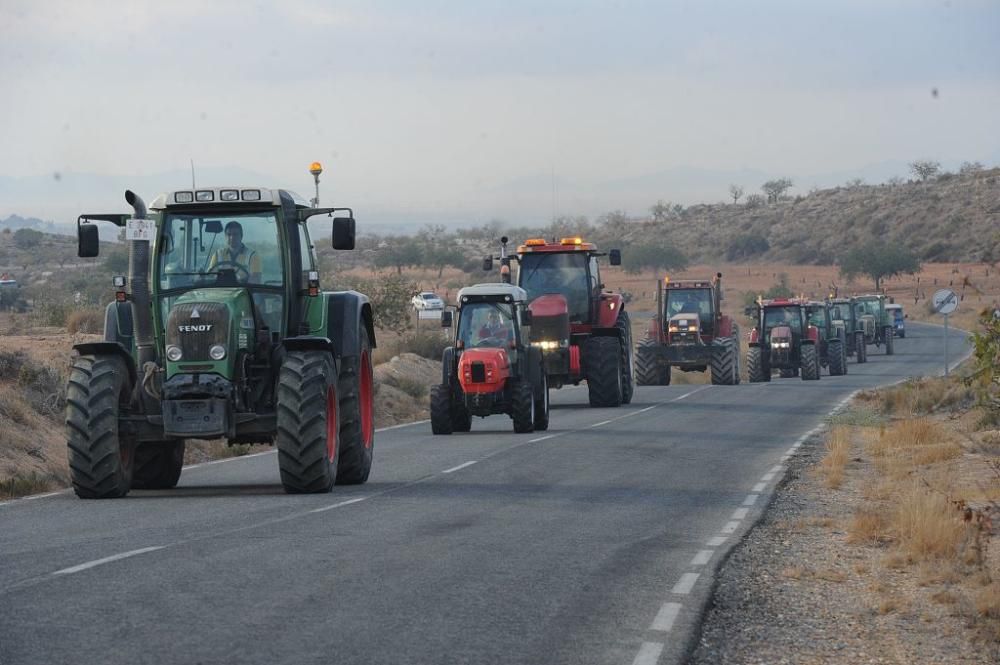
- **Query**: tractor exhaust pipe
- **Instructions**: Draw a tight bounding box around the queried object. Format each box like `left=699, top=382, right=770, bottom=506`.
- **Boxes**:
left=125, top=190, right=156, bottom=369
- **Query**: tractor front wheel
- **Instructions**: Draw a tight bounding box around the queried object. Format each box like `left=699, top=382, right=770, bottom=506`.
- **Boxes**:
left=276, top=351, right=339, bottom=493
left=710, top=338, right=738, bottom=385
left=430, top=384, right=454, bottom=435
left=884, top=327, right=895, bottom=355
left=585, top=336, right=623, bottom=407
left=65, top=355, right=134, bottom=499
left=336, top=327, right=375, bottom=485
left=511, top=382, right=535, bottom=433
left=451, top=401, right=472, bottom=432
left=801, top=344, right=820, bottom=380
left=828, top=339, right=846, bottom=376
left=131, top=441, right=185, bottom=490
left=615, top=311, right=635, bottom=404
left=635, top=338, right=670, bottom=386
left=747, top=347, right=770, bottom=383
left=533, top=371, right=549, bottom=431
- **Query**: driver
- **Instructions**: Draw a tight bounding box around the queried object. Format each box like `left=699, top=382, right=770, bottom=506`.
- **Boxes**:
left=208, top=221, right=261, bottom=282
left=478, top=310, right=512, bottom=343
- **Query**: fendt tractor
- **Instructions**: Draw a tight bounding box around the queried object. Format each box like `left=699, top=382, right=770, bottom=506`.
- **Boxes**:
left=68, top=187, right=375, bottom=498
left=430, top=283, right=549, bottom=434
left=827, top=296, right=867, bottom=363
left=483, top=236, right=633, bottom=408
left=851, top=294, right=895, bottom=356
left=745, top=298, right=822, bottom=381
left=635, top=273, right=741, bottom=386
left=802, top=300, right=848, bottom=376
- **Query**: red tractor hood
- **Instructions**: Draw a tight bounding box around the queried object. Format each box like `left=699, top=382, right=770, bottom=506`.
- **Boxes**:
left=458, top=347, right=512, bottom=394
left=529, top=293, right=569, bottom=317
left=770, top=325, right=793, bottom=340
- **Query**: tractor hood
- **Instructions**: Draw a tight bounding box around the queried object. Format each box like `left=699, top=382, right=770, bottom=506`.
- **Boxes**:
left=162, top=287, right=256, bottom=379
left=458, top=347, right=512, bottom=394
left=769, top=325, right=793, bottom=345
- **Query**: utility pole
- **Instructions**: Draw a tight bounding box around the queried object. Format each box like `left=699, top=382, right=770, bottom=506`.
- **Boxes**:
left=309, top=161, right=323, bottom=207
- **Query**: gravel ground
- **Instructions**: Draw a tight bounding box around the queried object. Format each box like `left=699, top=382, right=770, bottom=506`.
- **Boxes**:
left=688, top=424, right=1000, bottom=665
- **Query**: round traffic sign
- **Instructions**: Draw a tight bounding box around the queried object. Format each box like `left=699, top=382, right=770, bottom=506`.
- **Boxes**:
left=932, top=288, right=958, bottom=315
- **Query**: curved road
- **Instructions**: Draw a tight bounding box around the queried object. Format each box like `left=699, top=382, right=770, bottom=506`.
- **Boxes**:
left=0, top=321, right=968, bottom=665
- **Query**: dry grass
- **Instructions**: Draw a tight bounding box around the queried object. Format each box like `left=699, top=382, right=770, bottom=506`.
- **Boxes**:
left=819, top=426, right=851, bottom=488
left=848, top=508, right=888, bottom=545
left=891, top=481, right=969, bottom=561
left=877, top=377, right=975, bottom=416
left=0, top=471, right=52, bottom=499
left=65, top=308, right=104, bottom=334
left=866, top=419, right=962, bottom=478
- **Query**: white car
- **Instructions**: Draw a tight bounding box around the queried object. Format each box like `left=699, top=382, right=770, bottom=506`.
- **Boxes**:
left=411, top=291, right=445, bottom=310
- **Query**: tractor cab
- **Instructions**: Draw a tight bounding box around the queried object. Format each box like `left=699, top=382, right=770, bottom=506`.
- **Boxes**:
left=663, top=279, right=718, bottom=338
left=516, top=237, right=602, bottom=324
left=746, top=298, right=822, bottom=381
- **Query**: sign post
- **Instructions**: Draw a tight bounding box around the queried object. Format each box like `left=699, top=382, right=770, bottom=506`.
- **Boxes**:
left=931, top=288, right=958, bottom=376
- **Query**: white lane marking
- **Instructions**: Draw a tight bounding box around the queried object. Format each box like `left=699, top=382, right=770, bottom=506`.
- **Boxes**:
left=722, top=520, right=740, bottom=534
left=529, top=434, right=560, bottom=442
left=308, top=497, right=367, bottom=514
left=770, top=465, right=784, bottom=473
left=690, top=549, right=714, bottom=566
left=442, top=461, right=477, bottom=474
left=671, top=572, right=700, bottom=595
left=707, top=536, right=727, bottom=547
left=731, top=507, right=749, bottom=520
left=761, top=472, right=775, bottom=482
left=377, top=419, right=431, bottom=432
left=590, top=419, right=613, bottom=427
left=650, top=602, right=682, bottom=632
left=52, top=547, right=165, bottom=576
left=0, top=490, right=68, bottom=507
left=632, top=642, right=665, bottom=665
left=742, top=494, right=759, bottom=507
left=752, top=482, right=766, bottom=493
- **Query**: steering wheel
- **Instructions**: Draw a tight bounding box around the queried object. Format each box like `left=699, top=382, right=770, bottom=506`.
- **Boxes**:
left=475, top=336, right=506, bottom=348
left=212, top=260, right=250, bottom=282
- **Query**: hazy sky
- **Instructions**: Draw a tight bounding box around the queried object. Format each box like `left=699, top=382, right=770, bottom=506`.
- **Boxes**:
left=1, top=0, right=998, bottom=224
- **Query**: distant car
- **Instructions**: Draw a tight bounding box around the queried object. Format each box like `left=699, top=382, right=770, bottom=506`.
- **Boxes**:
left=886, top=303, right=905, bottom=338
left=411, top=291, right=445, bottom=310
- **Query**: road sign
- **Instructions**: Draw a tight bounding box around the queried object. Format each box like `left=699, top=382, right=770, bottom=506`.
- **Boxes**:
left=932, top=289, right=958, bottom=315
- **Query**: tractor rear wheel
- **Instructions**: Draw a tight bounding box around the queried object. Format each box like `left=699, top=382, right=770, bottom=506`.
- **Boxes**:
left=131, top=441, right=185, bottom=490
left=615, top=311, right=634, bottom=404
left=511, top=382, right=535, bottom=433
left=585, top=336, right=623, bottom=407
left=430, top=384, right=454, bottom=435
left=635, top=338, right=670, bottom=386
left=336, top=327, right=375, bottom=485
left=533, top=371, right=549, bottom=431
left=828, top=339, right=846, bottom=376
left=747, top=347, right=770, bottom=383
left=276, top=351, right=339, bottom=493
left=856, top=332, right=867, bottom=363
left=65, top=355, right=134, bottom=499
left=884, top=327, right=895, bottom=355
left=801, top=344, right=820, bottom=380
left=710, top=338, right=738, bottom=385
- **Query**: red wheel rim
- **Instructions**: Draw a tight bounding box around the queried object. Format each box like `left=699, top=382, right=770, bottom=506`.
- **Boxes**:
left=360, top=350, right=374, bottom=449
left=326, top=385, right=338, bottom=462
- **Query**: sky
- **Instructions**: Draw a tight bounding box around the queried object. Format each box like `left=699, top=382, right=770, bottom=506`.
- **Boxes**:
left=1, top=0, right=998, bottom=226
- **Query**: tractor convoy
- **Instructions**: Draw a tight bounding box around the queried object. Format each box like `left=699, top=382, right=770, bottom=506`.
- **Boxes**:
left=65, top=196, right=903, bottom=500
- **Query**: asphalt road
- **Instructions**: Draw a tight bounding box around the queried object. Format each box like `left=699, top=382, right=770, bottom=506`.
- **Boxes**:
left=0, top=321, right=969, bottom=665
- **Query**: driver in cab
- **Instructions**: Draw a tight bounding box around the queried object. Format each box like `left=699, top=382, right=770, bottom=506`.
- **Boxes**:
left=208, top=221, right=261, bottom=282
left=478, top=310, right=512, bottom=344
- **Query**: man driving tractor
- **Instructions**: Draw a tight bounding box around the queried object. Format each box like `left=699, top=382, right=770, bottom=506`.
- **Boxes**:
left=207, top=221, right=261, bottom=282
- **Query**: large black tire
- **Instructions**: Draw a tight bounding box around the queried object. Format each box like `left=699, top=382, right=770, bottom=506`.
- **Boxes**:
left=585, top=336, right=623, bottom=407
left=336, top=328, right=375, bottom=485
left=635, top=338, right=671, bottom=386
left=131, top=441, right=185, bottom=490
left=615, top=311, right=635, bottom=405
left=856, top=332, right=867, bottom=364
left=511, top=382, right=535, bottom=433
left=65, top=355, right=134, bottom=499
left=801, top=344, right=820, bottom=380
left=710, top=338, right=738, bottom=385
left=451, top=401, right=472, bottom=432
left=884, top=327, right=895, bottom=355
left=533, top=371, right=549, bottom=431
left=828, top=339, right=846, bottom=376
left=430, top=384, right=454, bottom=435
left=747, top=347, right=770, bottom=383
left=276, top=351, right=339, bottom=493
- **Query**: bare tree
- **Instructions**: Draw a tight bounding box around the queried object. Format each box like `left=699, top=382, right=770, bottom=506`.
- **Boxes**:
left=728, top=184, right=744, bottom=204
left=960, top=161, right=985, bottom=175
left=744, top=193, right=765, bottom=209
left=761, top=178, right=793, bottom=203
left=908, top=160, right=940, bottom=181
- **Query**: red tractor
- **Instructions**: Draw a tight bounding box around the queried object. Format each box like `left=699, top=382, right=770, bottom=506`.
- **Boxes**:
left=635, top=273, right=741, bottom=385
left=745, top=298, right=822, bottom=381
left=430, top=283, right=549, bottom=434
left=483, top=236, right=632, bottom=408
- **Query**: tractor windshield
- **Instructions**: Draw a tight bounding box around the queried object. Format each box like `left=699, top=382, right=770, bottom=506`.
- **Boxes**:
left=805, top=305, right=826, bottom=330
left=763, top=306, right=802, bottom=333
left=457, top=302, right=517, bottom=349
left=665, top=288, right=713, bottom=320
left=157, top=211, right=283, bottom=291
left=519, top=252, right=590, bottom=323
left=855, top=299, right=879, bottom=318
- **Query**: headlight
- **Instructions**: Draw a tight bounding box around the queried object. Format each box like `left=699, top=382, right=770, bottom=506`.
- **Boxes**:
left=531, top=340, right=561, bottom=350
left=771, top=341, right=790, bottom=349
left=166, top=345, right=183, bottom=361
left=209, top=345, right=227, bottom=360
left=668, top=325, right=680, bottom=332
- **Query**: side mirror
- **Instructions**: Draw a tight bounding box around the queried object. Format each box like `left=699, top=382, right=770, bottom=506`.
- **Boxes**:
left=519, top=309, right=532, bottom=326
left=609, top=249, right=621, bottom=266
left=332, top=217, right=356, bottom=250
left=78, top=224, right=100, bottom=258
left=482, top=256, right=493, bottom=271
left=204, top=220, right=223, bottom=234
left=441, top=311, right=453, bottom=328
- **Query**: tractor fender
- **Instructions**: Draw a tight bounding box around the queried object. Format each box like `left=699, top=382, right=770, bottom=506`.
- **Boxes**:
left=748, top=327, right=761, bottom=344
left=717, top=315, right=734, bottom=339
left=805, top=325, right=820, bottom=343
left=646, top=316, right=661, bottom=340
left=441, top=346, right=456, bottom=386
left=103, top=301, right=135, bottom=350
left=595, top=293, right=624, bottom=329
left=324, top=291, right=377, bottom=360
left=72, top=342, right=137, bottom=384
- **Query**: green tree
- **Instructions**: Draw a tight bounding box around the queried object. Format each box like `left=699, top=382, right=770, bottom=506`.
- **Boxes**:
left=725, top=233, right=769, bottom=261
left=373, top=236, right=424, bottom=274
left=354, top=272, right=417, bottom=335
left=13, top=228, right=43, bottom=249
left=908, top=160, right=940, bottom=181
left=622, top=242, right=687, bottom=277
left=839, top=243, right=920, bottom=291
left=762, top=178, right=793, bottom=203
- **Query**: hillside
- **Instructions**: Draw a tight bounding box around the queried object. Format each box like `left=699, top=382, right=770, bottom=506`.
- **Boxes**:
left=614, top=167, right=1000, bottom=265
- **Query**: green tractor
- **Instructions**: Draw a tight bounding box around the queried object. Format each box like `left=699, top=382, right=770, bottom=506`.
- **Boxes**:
left=827, top=297, right=867, bottom=363
left=851, top=294, right=894, bottom=356
left=68, top=187, right=375, bottom=498
left=803, top=300, right=847, bottom=376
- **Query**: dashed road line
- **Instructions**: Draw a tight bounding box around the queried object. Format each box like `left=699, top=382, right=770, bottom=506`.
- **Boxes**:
left=707, top=535, right=727, bottom=547
left=752, top=482, right=766, bottom=493
left=631, top=642, right=665, bottom=665
left=731, top=507, right=749, bottom=520
left=308, top=497, right=368, bottom=514
left=442, top=461, right=477, bottom=474
left=690, top=549, right=713, bottom=566
left=721, top=520, right=740, bottom=534
left=742, top=494, right=759, bottom=506
left=671, top=572, right=700, bottom=595
left=52, top=547, right=166, bottom=576
left=649, top=601, right=682, bottom=632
